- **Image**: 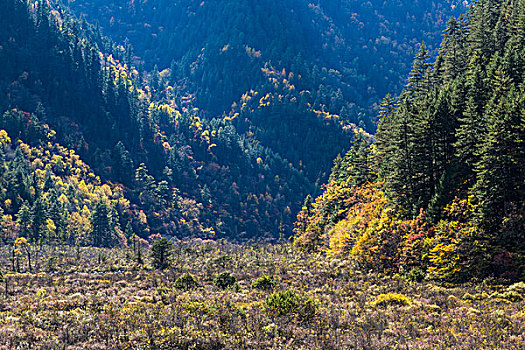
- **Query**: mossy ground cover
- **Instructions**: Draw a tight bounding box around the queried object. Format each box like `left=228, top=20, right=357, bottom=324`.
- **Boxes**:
left=0, top=242, right=523, bottom=349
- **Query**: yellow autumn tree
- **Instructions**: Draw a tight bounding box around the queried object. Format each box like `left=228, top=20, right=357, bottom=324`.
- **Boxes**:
left=0, top=129, right=11, bottom=145
left=67, top=207, right=92, bottom=245
left=424, top=197, right=488, bottom=281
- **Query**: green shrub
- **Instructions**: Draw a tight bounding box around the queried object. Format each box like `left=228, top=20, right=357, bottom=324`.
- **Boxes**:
left=265, top=290, right=299, bottom=315
left=406, top=267, right=426, bottom=282
left=252, top=275, right=277, bottom=291
left=264, top=290, right=316, bottom=320
left=369, top=293, right=410, bottom=308
left=214, top=272, right=237, bottom=290
left=174, top=273, right=198, bottom=290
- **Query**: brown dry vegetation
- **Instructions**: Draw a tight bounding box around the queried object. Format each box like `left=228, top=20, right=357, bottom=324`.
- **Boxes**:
left=0, top=242, right=524, bottom=349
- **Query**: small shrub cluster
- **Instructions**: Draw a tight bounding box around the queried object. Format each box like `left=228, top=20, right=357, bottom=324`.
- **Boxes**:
left=213, top=272, right=237, bottom=290
left=490, top=291, right=523, bottom=302
left=369, top=293, right=410, bottom=308
left=264, top=290, right=317, bottom=321
left=508, top=282, right=525, bottom=295
left=252, top=275, right=277, bottom=291
left=174, top=273, right=198, bottom=290
left=405, top=267, right=426, bottom=282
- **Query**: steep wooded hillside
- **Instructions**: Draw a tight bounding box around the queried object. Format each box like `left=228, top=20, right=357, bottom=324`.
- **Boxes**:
left=0, top=0, right=315, bottom=242
left=295, top=0, right=525, bottom=281
left=62, top=0, right=467, bottom=121
left=55, top=0, right=467, bottom=182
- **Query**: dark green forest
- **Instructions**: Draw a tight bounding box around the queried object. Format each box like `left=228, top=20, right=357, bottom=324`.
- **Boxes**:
left=61, top=0, right=466, bottom=121
left=56, top=0, right=467, bottom=180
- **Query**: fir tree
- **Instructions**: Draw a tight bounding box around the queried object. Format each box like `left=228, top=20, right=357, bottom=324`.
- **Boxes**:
left=151, top=237, right=173, bottom=269
left=405, top=42, right=432, bottom=97
left=439, top=16, right=468, bottom=82
left=473, top=83, right=524, bottom=235
left=91, top=200, right=115, bottom=247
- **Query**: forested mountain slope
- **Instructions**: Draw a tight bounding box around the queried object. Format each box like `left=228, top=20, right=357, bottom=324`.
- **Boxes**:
left=62, top=0, right=467, bottom=121
left=295, top=0, right=525, bottom=281
left=56, top=0, right=467, bottom=182
left=0, top=0, right=315, bottom=242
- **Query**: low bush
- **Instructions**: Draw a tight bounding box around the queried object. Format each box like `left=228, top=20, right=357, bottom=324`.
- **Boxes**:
left=174, top=273, right=198, bottom=290
left=405, top=267, right=425, bottom=282
left=252, top=275, right=277, bottom=291
left=369, top=293, right=410, bottom=308
left=214, top=272, right=237, bottom=290
left=507, top=282, right=525, bottom=296
left=264, top=290, right=316, bottom=320
left=490, top=291, right=523, bottom=302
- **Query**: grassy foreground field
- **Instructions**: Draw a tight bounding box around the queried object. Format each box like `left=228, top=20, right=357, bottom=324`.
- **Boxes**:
left=0, top=242, right=524, bottom=349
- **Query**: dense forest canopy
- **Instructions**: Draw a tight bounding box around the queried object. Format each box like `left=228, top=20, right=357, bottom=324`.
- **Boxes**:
left=294, top=0, right=525, bottom=281
left=61, top=0, right=467, bottom=125
left=55, top=0, right=468, bottom=183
